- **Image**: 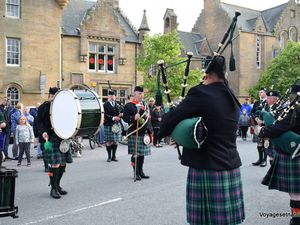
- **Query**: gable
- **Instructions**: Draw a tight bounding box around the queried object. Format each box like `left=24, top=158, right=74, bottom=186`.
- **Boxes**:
left=80, top=2, right=124, bottom=39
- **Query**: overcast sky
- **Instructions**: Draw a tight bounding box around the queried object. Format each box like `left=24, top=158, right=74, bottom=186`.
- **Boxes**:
left=116, top=0, right=289, bottom=34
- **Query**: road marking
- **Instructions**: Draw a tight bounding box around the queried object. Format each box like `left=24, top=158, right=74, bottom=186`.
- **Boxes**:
left=22, top=197, right=122, bottom=225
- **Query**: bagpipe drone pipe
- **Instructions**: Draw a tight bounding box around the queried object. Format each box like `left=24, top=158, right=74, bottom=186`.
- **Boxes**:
left=156, top=11, right=241, bottom=155
left=257, top=91, right=300, bottom=158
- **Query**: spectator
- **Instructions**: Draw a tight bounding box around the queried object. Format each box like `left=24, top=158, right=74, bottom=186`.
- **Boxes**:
left=0, top=97, right=14, bottom=159
left=240, top=98, right=252, bottom=116
left=151, top=105, right=164, bottom=147
left=11, top=102, right=23, bottom=159
left=23, top=106, right=34, bottom=126
left=16, top=115, right=34, bottom=167
left=238, top=109, right=250, bottom=141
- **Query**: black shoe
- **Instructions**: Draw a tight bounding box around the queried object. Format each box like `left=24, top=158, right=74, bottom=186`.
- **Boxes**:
left=111, top=158, right=118, bottom=162
left=260, top=161, right=267, bottom=167
left=252, top=160, right=262, bottom=166
left=139, top=172, right=150, bottom=179
left=58, top=186, right=68, bottom=195
left=50, top=189, right=61, bottom=199
left=134, top=174, right=142, bottom=181
left=107, top=158, right=112, bottom=162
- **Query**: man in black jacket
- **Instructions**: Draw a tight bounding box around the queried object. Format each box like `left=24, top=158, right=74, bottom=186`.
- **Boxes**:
left=251, top=88, right=268, bottom=166
left=257, top=84, right=300, bottom=225
left=103, top=90, right=123, bottom=162
left=37, top=87, right=72, bottom=199
left=158, top=56, right=245, bottom=225
left=123, top=86, right=151, bottom=181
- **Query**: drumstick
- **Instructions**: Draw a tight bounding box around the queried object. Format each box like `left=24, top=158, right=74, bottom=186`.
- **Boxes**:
left=134, top=118, right=139, bottom=182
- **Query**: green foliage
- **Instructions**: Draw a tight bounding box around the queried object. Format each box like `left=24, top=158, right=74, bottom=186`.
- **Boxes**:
left=249, top=41, right=300, bottom=99
left=137, top=31, right=203, bottom=102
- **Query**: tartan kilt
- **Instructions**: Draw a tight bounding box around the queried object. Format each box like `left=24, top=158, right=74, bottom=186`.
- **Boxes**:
left=186, top=167, right=245, bottom=225
left=127, top=135, right=151, bottom=156
left=262, top=151, right=300, bottom=193
left=104, top=125, right=122, bottom=143
left=44, top=135, right=73, bottom=165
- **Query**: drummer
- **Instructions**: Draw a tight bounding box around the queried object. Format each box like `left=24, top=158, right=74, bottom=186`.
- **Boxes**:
left=36, top=87, right=72, bottom=199
left=103, top=90, right=123, bottom=162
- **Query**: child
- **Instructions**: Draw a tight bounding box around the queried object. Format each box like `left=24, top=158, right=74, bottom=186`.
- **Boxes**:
left=238, top=109, right=250, bottom=141
left=16, top=115, right=34, bottom=166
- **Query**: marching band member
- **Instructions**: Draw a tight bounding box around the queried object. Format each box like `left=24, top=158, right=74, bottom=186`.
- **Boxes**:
left=251, top=88, right=268, bottom=166
left=36, top=87, right=72, bottom=199
left=123, top=86, right=151, bottom=181
left=257, top=84, right=300, bottom=225
left=103, top=90, right=123, bottom=162
left=158, top=56, right=245, bottom=225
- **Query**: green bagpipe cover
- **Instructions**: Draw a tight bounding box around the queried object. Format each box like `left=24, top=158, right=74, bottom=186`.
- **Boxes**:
left=259, top=110, right=300, bottom=155
left=171, top=117, right=206, bottom=149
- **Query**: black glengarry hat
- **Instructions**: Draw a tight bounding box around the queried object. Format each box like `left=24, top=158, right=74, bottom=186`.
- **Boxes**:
left=108, top=89, right=115, bottom=95
left=134, top=86, right=144, bottom=92
left=49, top=87, right=59, bottom=95
left=205, top=56, right=226, bottom=77
left=266, top=90, right=279, bottom=97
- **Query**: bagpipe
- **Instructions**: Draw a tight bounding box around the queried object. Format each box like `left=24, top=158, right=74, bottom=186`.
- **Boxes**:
left=157, top=11, right=241, bottom=154
left=257, top=88, right=300, bottom=158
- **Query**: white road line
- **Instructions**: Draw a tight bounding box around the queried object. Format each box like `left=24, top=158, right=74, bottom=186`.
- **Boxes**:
left=22, top=197, right=122, bottom=225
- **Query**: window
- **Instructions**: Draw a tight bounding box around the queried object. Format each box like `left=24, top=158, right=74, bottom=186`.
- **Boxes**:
left=6, top=38, right=20, bottom=66
left=7, top=87, right=19, bottom=107
left=102, top=88, right=128, bottom=105
left=289, top=27, right=297, bottom=41
left=256, top=36, right=261, bottom=69
left=89, top=43, right=115, bottom=73
left=290, top=9, right=296, bottom=18
left=280, top=31, right=288, bottom=49
left=6, top=0, right=20, bottom=18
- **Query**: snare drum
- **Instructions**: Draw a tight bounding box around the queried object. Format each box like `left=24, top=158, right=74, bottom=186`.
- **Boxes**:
left=50, top=89, right=104, bottom=139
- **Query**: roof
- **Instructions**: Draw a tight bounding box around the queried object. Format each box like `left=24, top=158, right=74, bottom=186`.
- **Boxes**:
left=220, top=2, right=288, bottom=33
left=62, top=0, right=139, bottom=43
left=178, top=31, right=203, bottom=57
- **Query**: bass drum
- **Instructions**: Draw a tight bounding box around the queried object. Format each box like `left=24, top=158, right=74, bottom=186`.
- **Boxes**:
left=50, top=89, right=104, bottom=139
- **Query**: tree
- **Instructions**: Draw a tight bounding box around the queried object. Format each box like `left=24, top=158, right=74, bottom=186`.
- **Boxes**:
left=249, top=41, right=300, bottom=99
left=137, top=31, right=202, bottom=102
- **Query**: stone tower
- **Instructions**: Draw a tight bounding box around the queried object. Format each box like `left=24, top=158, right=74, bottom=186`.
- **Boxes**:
left=163, top=9, right=178, bottom=34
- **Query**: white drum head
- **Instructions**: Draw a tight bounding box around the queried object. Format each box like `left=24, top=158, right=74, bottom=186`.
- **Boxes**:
left=50, top=90, right=81, bottom=139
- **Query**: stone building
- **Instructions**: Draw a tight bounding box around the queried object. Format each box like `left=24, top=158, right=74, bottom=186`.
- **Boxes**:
left=0, top=0, right=147, bottom=106
left=164, top=0, right=300, bottom=99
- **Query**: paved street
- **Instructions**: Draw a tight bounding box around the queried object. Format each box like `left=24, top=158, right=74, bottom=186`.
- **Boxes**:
left=0, top=137, right=291, bottom=225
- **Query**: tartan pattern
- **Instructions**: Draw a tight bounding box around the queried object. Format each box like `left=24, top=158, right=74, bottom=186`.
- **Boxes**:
left=262, top=152, right=300, bottom=193
left=104, top=124, right=122, bottom=143
left=186, top=168, right=245, bottom=225
left=127, top=135, right=151, bottom=156
left=44, top=135, right=73, bottom=165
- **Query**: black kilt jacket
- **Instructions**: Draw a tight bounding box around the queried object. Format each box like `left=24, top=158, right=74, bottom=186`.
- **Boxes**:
left=158, top=82, right=242, bottom=170
left=103, top=101, right=121, bottom=126
left=36, top=101, right=54, bottom=138
left=123, top=102, right=148, bottom=136
left=259, top=108, right=300, bottom=140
